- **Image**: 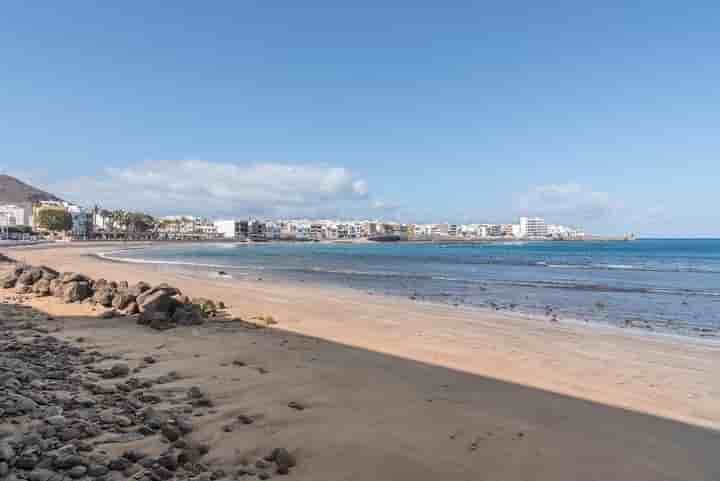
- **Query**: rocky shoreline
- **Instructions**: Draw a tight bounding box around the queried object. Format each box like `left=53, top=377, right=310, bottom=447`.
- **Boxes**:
left=0, top=259, right=297, bottom=481
left=2, top=262, right=236, bottom=331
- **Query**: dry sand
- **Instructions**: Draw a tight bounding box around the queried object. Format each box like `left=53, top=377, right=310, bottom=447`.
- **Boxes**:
left=3, top=242, right=720, bottom=480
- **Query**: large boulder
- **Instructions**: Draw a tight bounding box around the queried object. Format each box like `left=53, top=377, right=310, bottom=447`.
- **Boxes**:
left=138, top=289, right=177, bottom=314
left=128, top=281, right=151, bottom=298
left=154, top=283, right=181, bottom=296
left=137, top=284, right=181, bottom=305
left=1, top=272, right=18, bottom=288
left=13, top=264, right=29, bottom=276
left=171, top=305, right=204, bottom=326
left=61, top=272, right=90, bottom=284
left=93, top=288, right=115, bottom=307
left=39, top=266, right=59, bottom=280
left=63, top=281, right=91, bottom=303
left=138, top=309, right=165, bottom=326
left=18, top=267, right=43, bottom=286
left=50, top=279, right=64, bottom=298
left=112, top=291, right=135, bottom=310
left=33, top=279, right=51, bottom=296
left=126, top=301, right=140, bottom=315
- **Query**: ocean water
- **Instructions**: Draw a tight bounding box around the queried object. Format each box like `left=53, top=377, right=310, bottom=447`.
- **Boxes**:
left=105, top=239, right=720, bottom=338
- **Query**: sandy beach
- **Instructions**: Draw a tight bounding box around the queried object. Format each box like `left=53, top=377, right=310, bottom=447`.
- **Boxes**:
left=3, top=242, right=720, bottom=480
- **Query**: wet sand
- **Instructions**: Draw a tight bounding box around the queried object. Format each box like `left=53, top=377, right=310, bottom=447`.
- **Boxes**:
left=3, top=242, right=720, bottom=480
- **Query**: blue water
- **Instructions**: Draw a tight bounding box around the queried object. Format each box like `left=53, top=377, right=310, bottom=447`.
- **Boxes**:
left=108, top=239, right=720, bottom=338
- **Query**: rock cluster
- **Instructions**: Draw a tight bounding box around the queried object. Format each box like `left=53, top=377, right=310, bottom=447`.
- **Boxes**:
left=1, top=264, right=215, bottom=331
left=0, top=315, right=219, bottom=481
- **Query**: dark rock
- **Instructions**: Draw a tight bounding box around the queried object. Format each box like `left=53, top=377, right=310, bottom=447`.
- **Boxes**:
left=27, top=469, right=56, bottom=481
left=0, top=443, right=15, bottom=461
left=63, top=281, right=90, bottom=303
left=53, top=453, right=85, bottom=469
left=61, top=272, right=90, bottom=284
left=33, top=278, right=51, bottom=296
left=107, top=363, right=130, bottom=378
left=18, top=267, right=43, bottom=285
left=272, top=448, right=296, bottom=471
left=171, top=305, right=204, bottom=326
left=152, top=466, right=174, bottom=480
left=68, top=465, right=87, bottom=479
left=237, top=414, right=254, bottom=425
left=177, top=447, right=201, bottom=465
left=40, top=266, right=59, bottom=280
left=93, top=288, right=114, bottom=307
left=1, top=272, right=18, bottom=288
left=123, top=449, right=147, bottom=463
left=111, top=292, right=135, bottom=310
left=59, top=427, right=81, bottom=442
left=161, top=425, right=181, bottom=442
left=49, top=279, right=63, bottom=297
left=175, top=417, right=193, bottom=434
left=87, top=464, right=109, bottom=477
left=158, top=453, right=178, bottom=471
left=288, top=401, right=305, bottom=411
left=138, top=290, right=177, bottom=313
left=128, top=281, right=151, bottom=297
left=16, top=453, right=39, bottom=469
left=126, top=301, right=140, bottom=315
left=108, top=457, right=131, bottom=471
left=187, top=386, right=205, bottom=399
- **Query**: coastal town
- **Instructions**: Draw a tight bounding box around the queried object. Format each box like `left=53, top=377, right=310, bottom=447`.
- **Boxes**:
left=0, top=199, right=590, bottom=242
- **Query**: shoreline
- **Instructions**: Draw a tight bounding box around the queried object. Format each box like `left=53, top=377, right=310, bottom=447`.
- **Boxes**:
left=5, top=242, right=720, bottom=431
left=93, top=243, right=720, bottom=342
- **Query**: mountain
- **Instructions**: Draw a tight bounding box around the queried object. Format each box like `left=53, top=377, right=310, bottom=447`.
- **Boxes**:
left=0, top=175, right=62, bottom=205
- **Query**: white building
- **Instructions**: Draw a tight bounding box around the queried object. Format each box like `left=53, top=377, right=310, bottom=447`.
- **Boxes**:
left=547, top=224, right=584, bottom=239
left=519, top=217, right=548, bottom=239
left=214, top=220, right=237, bottom=239
left=68, top=205, right=92, bottom=239
left=265, top=221, right=281, bottom=240
left=0, top=204, right=31, bottom=227
left=213, top=219, right=250, bottom=240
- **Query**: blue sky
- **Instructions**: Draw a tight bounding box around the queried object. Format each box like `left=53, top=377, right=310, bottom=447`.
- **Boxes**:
left=1, top=2, right=719, bottom=236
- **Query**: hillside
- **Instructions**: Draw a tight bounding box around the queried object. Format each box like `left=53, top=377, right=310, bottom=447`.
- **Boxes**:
left=0, top=175, right=62, bottom=205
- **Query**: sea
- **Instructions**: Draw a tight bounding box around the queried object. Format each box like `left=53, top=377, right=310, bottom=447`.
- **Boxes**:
left=102, top=239, right=720, bottom=338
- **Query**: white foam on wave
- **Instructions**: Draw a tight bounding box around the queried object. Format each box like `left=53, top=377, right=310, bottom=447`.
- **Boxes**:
left=96, top=250, right=248, bottom=271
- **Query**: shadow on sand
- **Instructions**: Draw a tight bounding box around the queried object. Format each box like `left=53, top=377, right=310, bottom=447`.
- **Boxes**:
left=2, top=301, right=719, bottom=481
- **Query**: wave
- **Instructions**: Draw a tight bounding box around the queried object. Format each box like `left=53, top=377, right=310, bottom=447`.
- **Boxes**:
left=97, top=248, right=720, bottom=298
left=96, top=250, right=256, bottom=271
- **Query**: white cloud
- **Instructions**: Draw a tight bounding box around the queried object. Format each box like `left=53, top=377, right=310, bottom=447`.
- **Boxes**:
left=352, top=180, right=368, bottom=196
left=50, top=160, right=371, bottom=218
left=517, top=183, right=621, bottom=223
